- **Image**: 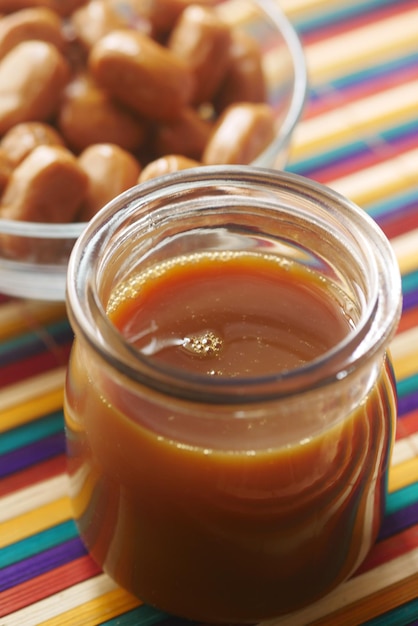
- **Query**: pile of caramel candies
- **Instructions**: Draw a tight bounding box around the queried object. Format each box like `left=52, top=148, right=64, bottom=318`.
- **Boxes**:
left=0, top=0, right=276, bottom=223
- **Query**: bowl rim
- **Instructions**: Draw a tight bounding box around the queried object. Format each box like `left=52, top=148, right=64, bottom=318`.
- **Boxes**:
left=251, top=0, right=308, bottom=167
left=0, top=0, right=308, bottom=240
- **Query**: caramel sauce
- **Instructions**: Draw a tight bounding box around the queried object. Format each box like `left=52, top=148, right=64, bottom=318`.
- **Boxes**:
left=65, top=251, right=396, bottom=621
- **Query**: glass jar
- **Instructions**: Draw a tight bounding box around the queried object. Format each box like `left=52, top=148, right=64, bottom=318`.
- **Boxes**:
left=64, top=166, right=402, bottom=623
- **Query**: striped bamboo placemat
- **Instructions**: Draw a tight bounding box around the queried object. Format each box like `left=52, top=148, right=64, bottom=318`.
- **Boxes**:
left=1, top=0, right=418, bottom=624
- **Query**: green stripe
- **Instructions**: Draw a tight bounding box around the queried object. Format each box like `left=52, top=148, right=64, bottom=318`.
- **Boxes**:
left=385, top=482, right=418, bottom=516
left=402, top=270, right=418, bottom=296
left=0, top=411, right=64, bottom=455
left=368, top=188, right=418, bottom=221
left=0, top=318, right=71, bottom=358
left=294, top=0, right=395, bottom=33
left=327, top=53, right=418, bottom=90
left=288, top=139, right=369, bottom=175
left=0, top=520, right=77, bottom=569
left=397, top=374, right=418, bottom=399
left=288, top=118, right=418, bottom=177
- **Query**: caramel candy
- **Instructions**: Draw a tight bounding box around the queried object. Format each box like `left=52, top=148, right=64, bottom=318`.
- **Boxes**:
left=58, top=72, right=146, bottom=153
left=215, top=29, right=267, bottom=112
left=78, top=143, right=141, bottom=220
left=0, top=145, right=88, bottom=222
left=0, top=147, right=11, bottom=192
left=0, top=7, right=65, bottom=60
left=1, top=121, right=65, bottom=166
left=202, top=103, right=276, bottom=165
left=139, top=154, right=201, bottom=182
left=168, top=5, right=231, bottom=104
left=153, top=107, right=213, bottom=161
left=0, top=40, right=69, bottom=134
left=89, top=30, right=194, bottom=121
left=0, top=0, right=87, bottom=18
left=71, top=0, right=151, bottom=50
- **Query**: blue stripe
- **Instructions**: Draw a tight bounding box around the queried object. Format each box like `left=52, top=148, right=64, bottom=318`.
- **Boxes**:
left=0, top=536, right=87, bottom=592
left=368, top=190, right=418, bottom=221
left=0, top=318, right=73, bottom=365
left=402, top=271, right=418, bottom=297
left=0, top=411, right=64, bottom=455
left=379, top=499, right=418, bottom=540
left=0, top=432, right=65, bottom=478
left=386, top=483, right=418, bottom=517
left=294, top=0, right=405, bottom=33
left=398, top=390, right=418, bottom=419
left=289, top=119, right=418, bottom=176
left=323, top=53, right=418, bottom=91
left=402, top=291, right=418, bottom=313
left=397, top=375, right=418, bottom=400
left=0, top=520, right=78, bottom=569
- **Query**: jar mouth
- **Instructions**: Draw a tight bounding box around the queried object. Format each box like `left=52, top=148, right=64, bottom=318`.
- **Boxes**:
left=67, top=166, right=402, bottom=403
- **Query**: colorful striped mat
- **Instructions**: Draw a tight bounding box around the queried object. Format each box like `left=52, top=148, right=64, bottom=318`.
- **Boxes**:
left=1, top=0, right=418, bottom=624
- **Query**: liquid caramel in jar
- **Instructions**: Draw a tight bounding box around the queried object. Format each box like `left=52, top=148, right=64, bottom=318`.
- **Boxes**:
left=65, top=248, right=397, bottom=621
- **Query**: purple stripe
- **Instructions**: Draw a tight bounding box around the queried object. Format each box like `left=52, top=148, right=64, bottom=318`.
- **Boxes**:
left=398, top=390, right=418, bottom=418
left=0, top=432, right=65, bottom=478
left=403, top=290, right=418, bottom=311
left=378, top=501, right=418, bottom=541
left=0, top=537, right=87, bottom=592
left=378, top=199, right=418, bottom=227
left=0, top=327, right=73, bottom=368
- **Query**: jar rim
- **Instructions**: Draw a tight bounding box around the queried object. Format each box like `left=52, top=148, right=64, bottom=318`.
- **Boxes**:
left=66, top=166, right=402, bottom=403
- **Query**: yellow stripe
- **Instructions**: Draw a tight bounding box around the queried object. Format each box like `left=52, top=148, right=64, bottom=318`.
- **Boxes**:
left=391, top=228, right=418, bottom=276
left=280, top=0, right=342, bottom=19
left=38, top=588, right=141, bottom=626
left=303, top=8, right=418, bottom=85
left=0, top=367, right=65, bottom=432
left=290, top=87, right=418, bottom=162
left=0, top=497, right=72, bottom=549
left=0, top=300, right=67, bottom=341
left=391, top=327, right=418, bottom=381
left=327, top=148, right=418, bottom=208
left=388, top=457, right=418, bottom=494
left=0, top=387, right=64, bottom=432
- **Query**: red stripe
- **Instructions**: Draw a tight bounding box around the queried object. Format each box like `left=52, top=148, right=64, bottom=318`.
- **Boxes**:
left=0, top=455, right=66, bottom=498
left=396, top=410, right=418, bottom=441
left=0, top=555, right=101, bottom=617
left=398, top=308, right=418, bottom=334
left=380, top=207, right=418, bottom=241
left=0, top=343, right=72, bottom=389
left=353, top=522, right=418, bottom=577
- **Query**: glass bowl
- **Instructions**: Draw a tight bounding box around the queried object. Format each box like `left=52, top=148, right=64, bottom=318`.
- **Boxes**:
left=0, top=0, right=307, bottom=301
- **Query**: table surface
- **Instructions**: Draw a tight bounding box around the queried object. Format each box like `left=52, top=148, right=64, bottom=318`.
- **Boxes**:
left=1, top=1, right=418, bottom=624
